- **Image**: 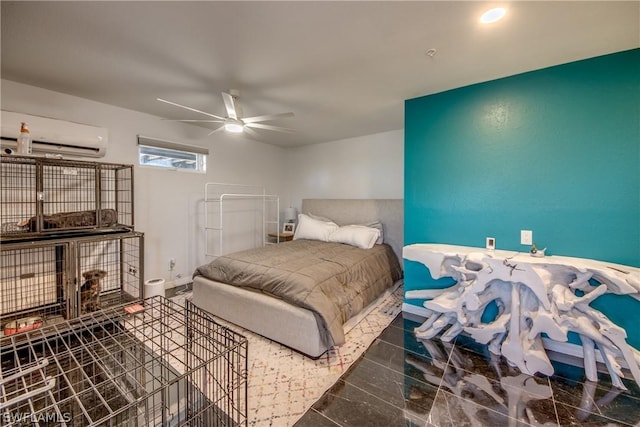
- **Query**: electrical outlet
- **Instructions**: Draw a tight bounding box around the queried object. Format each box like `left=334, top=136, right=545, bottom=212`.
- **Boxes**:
left=521, top=230, right=533, bottom=245
left=169, top=258, right=176, bottom=270
left=486, top=237, right=495, bottom=250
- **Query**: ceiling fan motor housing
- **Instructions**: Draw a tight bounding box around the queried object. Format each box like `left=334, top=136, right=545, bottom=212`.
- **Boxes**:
left=224, top=118, right=244, bottom=133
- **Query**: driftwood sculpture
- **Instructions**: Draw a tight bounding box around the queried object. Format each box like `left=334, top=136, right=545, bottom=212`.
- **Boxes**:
left=404, top=244, right=640, bottom=390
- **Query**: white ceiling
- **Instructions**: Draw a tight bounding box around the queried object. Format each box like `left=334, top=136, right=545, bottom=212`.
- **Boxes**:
left=1, top=1, right=638, bottom=147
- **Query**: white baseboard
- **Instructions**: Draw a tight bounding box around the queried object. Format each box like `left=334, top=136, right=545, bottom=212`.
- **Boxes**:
left=164, top=276, right=192, bottom=289
left=402, top=302, right=429, bottom=317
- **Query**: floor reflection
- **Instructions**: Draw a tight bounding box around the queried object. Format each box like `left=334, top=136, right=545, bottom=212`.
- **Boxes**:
left=295, top=313, right=640, bottom=426
left=406, top=339, right=557, bottom=426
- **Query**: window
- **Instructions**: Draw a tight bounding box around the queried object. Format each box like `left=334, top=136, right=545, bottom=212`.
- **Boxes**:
left=137, top=135, right=208, bottom=172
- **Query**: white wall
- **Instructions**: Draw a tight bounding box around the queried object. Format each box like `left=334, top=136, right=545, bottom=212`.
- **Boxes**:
left=1, top=79, right=405, bottom=288
left=285, top=129, right=404, bottom=212
left=1, top=79, right=288, bottom=286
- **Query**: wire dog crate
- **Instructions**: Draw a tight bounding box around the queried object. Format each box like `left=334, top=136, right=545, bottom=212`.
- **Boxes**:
left=1, top=232, right=144, bottom=334
left=0, top=297, right=248, bottom=426
left=1, top=155, right=134, bottom=239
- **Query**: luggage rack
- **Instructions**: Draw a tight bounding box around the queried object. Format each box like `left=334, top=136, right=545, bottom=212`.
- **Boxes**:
left=0, top=296, right=248, bottom=426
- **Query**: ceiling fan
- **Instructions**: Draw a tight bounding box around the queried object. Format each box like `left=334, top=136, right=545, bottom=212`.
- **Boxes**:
left=157, top=90, right=294, bottom=137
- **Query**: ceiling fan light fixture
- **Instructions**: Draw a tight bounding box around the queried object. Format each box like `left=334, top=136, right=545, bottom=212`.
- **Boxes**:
left=224, top=119, right=244, bottom=133
left=480, top=7, right=506, bottom=24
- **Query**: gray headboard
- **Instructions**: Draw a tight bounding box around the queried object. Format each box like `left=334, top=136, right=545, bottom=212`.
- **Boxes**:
left=301, top=199, right=404, bottom=267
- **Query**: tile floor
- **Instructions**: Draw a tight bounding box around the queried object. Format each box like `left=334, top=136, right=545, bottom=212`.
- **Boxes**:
left=295, top=313, right=640, bottom=426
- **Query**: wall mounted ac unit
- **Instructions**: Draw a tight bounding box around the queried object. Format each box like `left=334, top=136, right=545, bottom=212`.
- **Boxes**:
left=1, top=110, right=108, bottom=158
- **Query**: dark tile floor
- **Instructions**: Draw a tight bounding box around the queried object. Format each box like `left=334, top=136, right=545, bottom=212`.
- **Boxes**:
left=295, top=313, right=640, bottom=427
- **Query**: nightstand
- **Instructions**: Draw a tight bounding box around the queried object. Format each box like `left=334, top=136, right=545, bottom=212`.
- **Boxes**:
left=268, top=232, right=294, bottom=242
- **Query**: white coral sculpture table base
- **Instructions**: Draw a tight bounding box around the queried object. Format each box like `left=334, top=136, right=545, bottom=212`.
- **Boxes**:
left=404, top=244, right=640, bottom=390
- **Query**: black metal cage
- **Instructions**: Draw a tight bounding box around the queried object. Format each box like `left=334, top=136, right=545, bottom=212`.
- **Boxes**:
left=1, top=155, right=134, bottom=239
left=0, top=297, right=248, bottom=426
left=1, top=232, right=144, bottom=333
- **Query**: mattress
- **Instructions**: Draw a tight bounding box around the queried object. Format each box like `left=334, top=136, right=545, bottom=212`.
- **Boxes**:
left=193, top=239, right=402, bottom=348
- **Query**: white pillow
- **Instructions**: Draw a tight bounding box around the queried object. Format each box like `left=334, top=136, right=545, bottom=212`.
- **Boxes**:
left=307, top=214, right=384, bottom=245
left=306, top=212, right=334, bottom=222
left=328, top=225, right=381, bottom=249
left=293, top=213, right=339, bottom=242
left=360, top=220, right=384, bottom=244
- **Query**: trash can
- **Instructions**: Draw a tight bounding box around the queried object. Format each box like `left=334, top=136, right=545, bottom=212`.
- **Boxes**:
left=144, top=278, right=165, bottom=299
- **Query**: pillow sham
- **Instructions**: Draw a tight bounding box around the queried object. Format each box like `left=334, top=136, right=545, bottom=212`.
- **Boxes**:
left=293, top=213, right=339, bottom=242
left=328, top=225, right=381, bottom=249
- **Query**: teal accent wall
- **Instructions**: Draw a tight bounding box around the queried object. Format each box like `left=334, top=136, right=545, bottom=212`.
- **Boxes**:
left=404, top=49, right=640, bottom=345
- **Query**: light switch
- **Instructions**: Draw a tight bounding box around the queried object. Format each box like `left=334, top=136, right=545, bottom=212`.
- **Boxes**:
left=521, top=230, right=533, bottom=245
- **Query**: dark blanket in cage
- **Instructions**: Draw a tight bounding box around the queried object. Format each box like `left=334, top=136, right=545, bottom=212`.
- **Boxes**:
left=1, top=208, right=118, bottom=234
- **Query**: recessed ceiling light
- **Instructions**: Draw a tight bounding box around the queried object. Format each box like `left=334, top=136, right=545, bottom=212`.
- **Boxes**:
left=480, top=7, right=506, bottom=24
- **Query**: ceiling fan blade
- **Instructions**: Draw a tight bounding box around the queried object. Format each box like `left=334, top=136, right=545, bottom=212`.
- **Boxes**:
left=221, top=92, right=238, bottom=120
left=243, top=112, right=294, bottom=124
left=207, top=125, right=225, bottom=136
left=157, top=98, right=226, bottom=120
left=243, top=126, right=261, bottom=139
left=161, top=119, right=224, bottom=123
left=245, top=122, right=295, bottom=133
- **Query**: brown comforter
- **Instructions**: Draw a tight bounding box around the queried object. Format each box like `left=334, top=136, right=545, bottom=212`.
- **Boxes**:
left=193, top=239, right=403, bottom=347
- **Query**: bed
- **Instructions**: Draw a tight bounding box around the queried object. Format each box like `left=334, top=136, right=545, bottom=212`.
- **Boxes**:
left=192, top=198, right=404, bottom=357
